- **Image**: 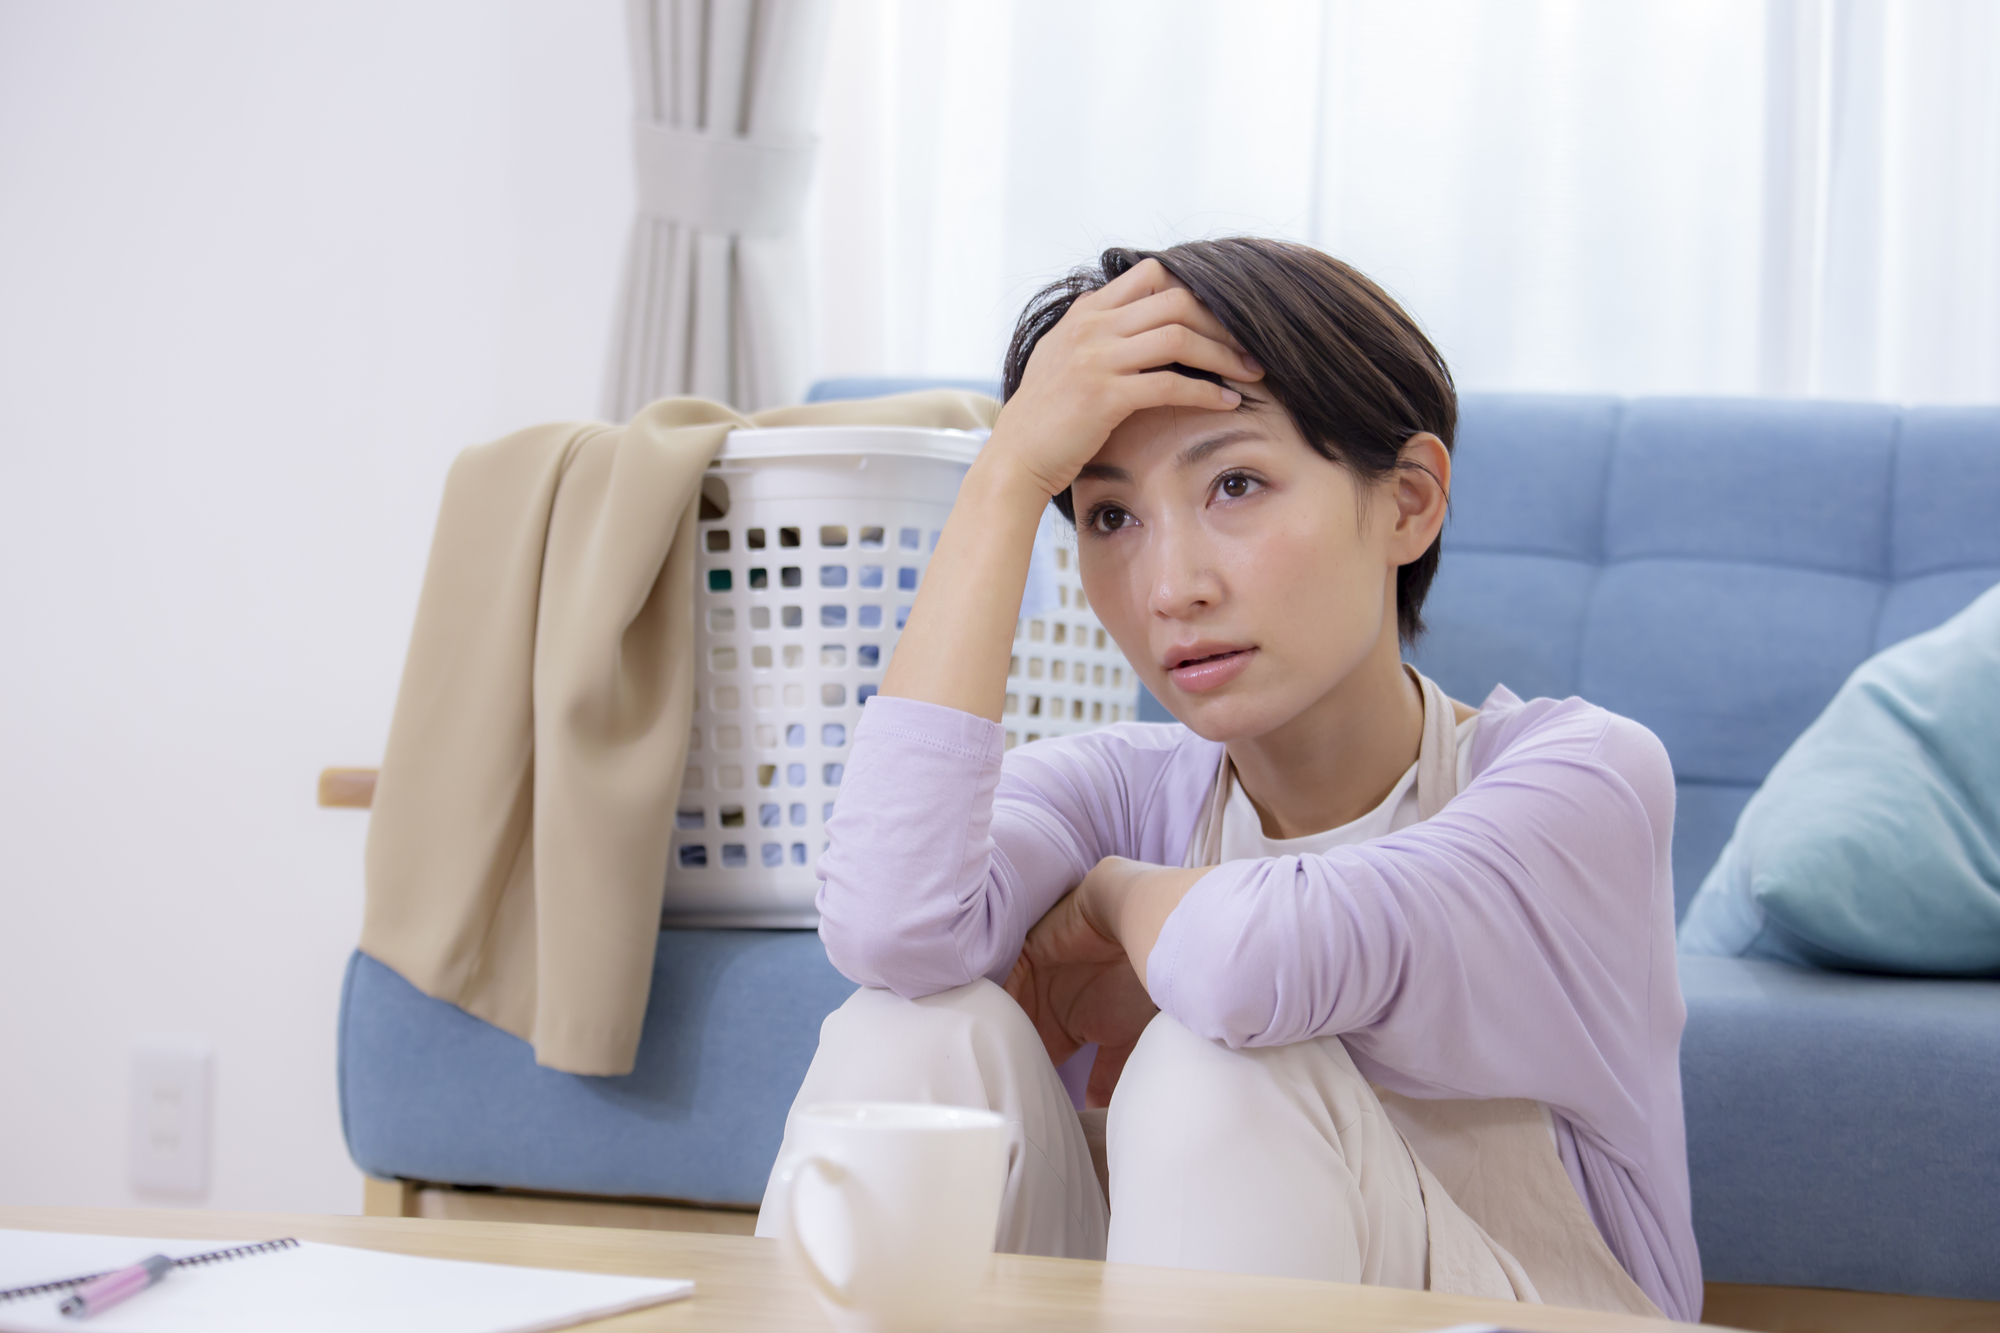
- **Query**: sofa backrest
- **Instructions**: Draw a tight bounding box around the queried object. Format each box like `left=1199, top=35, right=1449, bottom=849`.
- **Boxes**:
left=804, top=380, right=2000, bottom=922
left=1412, top=395, right=2000, bottom=918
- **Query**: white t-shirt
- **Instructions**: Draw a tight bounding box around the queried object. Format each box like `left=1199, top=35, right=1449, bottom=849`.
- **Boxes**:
left=1218, top=714, right=1479, bottom=862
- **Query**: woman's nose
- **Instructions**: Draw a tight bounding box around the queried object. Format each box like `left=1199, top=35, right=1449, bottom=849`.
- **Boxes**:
left=1146, top=516, right=1222, bottom=620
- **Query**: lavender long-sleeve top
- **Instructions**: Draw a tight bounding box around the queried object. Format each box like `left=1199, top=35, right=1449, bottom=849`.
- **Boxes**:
left=816, top=688, right=1701, bottom=1322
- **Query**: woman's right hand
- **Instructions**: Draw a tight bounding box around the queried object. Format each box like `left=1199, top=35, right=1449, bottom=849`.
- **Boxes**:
left=1004, top=881, right=1159, bottom=1109
left=984, top=257, right=1264, bottom=502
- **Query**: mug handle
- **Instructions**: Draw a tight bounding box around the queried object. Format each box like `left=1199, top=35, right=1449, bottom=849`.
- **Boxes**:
left=780, top=1153, right=857, bottom=1309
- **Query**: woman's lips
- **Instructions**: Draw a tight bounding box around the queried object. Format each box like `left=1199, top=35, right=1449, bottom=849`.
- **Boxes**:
left=1167, top=647, right=1255, bottom=693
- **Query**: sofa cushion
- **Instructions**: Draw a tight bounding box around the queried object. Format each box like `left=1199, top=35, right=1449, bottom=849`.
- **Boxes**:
left=1603, top=399, right=1897, bottom=575
left=1680, top=583, right=2000, bottom=973
left=1891, top=407, right=2000, bottom=582
left=1679, top=954, right=2000, bottom=1299
left=339, top=932, right=856, bottom=1206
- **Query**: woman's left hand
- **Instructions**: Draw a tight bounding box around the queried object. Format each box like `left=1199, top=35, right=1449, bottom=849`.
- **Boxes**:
left=1004, top=861, right=1160, bottom=1108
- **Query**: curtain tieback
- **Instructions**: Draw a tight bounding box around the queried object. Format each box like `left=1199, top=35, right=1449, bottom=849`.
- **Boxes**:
left=631, top=122, right=817, bottom=238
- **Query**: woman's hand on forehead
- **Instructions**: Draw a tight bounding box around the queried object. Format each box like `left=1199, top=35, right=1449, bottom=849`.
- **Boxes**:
left=880, top=259, right=1262, bottom=723
left=991, top=257, right=1264, bottom=502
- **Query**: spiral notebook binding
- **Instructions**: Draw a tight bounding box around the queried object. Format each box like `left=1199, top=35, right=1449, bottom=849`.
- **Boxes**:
left=0, top=1237, right=299, bottom=1302
left=172, top=1237, right=299, bottom=1268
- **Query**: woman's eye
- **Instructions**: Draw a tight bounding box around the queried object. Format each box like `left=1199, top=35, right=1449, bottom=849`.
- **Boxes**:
left=1219, top=473, right=1254, bottom=499
left=1094, top=507, right=1130, bottom=533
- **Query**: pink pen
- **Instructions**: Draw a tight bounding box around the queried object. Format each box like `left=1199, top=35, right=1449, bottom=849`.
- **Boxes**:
left=57, top=1255, right=174, bottom=1320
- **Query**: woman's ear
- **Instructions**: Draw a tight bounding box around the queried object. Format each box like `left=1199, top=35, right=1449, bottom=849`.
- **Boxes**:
left=1389, top=432, right=1451, bottom=564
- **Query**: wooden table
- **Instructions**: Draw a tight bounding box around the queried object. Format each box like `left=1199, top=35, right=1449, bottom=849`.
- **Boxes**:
left=0, top=1207, right=1715, bottom=1332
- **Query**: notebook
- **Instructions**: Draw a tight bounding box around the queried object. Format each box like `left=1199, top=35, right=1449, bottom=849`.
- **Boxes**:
left=0, top=1230, right=693, bottom=1333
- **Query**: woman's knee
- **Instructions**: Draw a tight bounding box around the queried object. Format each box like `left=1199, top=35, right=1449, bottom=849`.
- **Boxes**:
left=819, top=978, right=1047, bottom=1081
left=1110, top=1017, right=1370, bottom=1163
left=1110, top=1015, right=1269, bottom=1154
left=826, top=977, right=1018, bottom=1039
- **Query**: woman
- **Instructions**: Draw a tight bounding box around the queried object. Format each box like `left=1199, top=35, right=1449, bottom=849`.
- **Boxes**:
left=755, top=239, right=1700, bottom=1322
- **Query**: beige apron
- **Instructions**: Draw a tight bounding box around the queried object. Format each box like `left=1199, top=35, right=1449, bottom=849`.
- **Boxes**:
left=1181, top=667, right=1663, bottom=1317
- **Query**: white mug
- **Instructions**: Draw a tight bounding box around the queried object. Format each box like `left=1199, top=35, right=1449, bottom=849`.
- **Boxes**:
left=777, top=1101, right=1010, bottom=1333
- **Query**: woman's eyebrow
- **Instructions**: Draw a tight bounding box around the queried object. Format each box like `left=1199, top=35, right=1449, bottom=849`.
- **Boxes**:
left=1074, top=428, right=1265, bottom=485
left=1176, top=428, right=1263, bottom=470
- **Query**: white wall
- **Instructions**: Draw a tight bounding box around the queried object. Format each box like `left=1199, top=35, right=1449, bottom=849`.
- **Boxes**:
left=0, top=0, right=630, bottom=1213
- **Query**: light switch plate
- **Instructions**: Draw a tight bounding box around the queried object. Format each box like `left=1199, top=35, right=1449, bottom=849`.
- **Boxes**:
left=130, top=1037, right=211, bottom=1197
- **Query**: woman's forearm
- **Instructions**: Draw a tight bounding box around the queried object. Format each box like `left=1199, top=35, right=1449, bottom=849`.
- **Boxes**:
left=1080, top=857, right=1210, bottom=992
left=880, top=452, right=1051, bottom=721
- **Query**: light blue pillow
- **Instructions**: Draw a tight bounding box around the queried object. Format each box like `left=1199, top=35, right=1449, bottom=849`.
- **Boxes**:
left=1679, top=581, right=2000, bottom=974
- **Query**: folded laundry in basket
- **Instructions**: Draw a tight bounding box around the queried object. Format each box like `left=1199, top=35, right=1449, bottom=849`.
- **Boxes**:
left=361, top=391, right=997, bottom=1076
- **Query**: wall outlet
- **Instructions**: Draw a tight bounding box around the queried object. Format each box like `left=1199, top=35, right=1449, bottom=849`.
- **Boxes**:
left=130, top=1037, right=211, bottom=1197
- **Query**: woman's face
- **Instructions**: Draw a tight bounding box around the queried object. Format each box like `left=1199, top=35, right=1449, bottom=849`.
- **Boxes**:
left=1072, top=398, right=1425, bottom=743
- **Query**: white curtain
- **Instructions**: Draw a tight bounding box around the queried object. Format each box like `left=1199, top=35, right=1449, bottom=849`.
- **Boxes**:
left=604, top=0, right=831, bottom=417
left=1760, top=0, right=2000, bottom=399
left=803, top=0, right=2000, bottom=405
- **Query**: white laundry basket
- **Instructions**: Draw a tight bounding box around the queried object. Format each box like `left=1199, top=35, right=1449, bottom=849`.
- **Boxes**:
left=665, top=425, right=1143, bottom=927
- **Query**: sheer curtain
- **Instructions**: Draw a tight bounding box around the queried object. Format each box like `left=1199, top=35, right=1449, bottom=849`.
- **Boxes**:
left=802, top=0, right=2000, bottom=404
left=1761, top=0, right=2000, bottom=399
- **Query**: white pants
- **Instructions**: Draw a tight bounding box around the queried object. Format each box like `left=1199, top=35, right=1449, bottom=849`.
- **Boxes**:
left=756, top=980, right=1430, bottom=1287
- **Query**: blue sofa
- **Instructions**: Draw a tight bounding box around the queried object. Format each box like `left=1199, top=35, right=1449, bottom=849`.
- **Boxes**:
left=339, top=387, right=2000, bottom=1302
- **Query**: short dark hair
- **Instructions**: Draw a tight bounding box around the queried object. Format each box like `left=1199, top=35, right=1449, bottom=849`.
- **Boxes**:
left=1000, top=238, right=1456, bottom=644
